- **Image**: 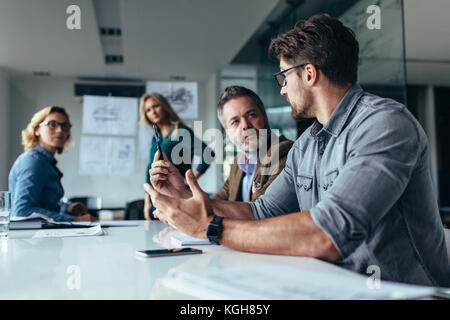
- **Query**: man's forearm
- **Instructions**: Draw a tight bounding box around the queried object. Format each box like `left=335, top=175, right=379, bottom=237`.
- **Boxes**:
left=210, top=199, right=255, bottom=220
left=218, top=211, right=341, bottom=261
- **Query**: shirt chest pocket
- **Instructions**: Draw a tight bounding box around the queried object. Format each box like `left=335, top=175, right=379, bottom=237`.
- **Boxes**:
left=296, top=173, right=314, bottom=211
left=322, top=168, right=339, bottom=192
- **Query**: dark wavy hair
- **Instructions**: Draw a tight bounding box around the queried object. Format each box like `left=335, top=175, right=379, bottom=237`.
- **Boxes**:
left=269, top=13, right=359, bottom=86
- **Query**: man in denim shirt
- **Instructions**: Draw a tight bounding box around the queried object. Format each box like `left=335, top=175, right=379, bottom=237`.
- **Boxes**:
left=145, top=14, right=450, bottom=286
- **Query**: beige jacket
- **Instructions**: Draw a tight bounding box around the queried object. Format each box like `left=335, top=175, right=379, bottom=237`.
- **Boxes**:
left=211, top=135, right=293, bottom=202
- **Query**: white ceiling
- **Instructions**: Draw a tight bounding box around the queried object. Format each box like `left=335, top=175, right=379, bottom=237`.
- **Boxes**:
left=404, top=0, right=450, bottom=86
left=1, top=0, right=449, bottom=86
left=0, top=0, right=279, bottom=82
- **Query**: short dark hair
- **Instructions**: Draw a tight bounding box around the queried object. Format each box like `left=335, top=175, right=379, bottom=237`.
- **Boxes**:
left=217, top=86, right=269, bottom=129
left=269, top=13, right=359, bottom=86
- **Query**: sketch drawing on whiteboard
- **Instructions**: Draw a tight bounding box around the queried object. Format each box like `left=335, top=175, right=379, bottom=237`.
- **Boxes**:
left=93, top=105, right=120, bottom=122
left=79, top=136, right=135, bottom=176
left=162, top=87, right=193, bottom=114
left=118, top=144, right=131, bottom=160
left=146, top=81, right=198, bottom=118
left=82, top=95, right=138, bottom=135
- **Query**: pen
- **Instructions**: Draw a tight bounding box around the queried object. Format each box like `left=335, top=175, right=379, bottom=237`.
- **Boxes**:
left=153, top=123, right=164, bottom=160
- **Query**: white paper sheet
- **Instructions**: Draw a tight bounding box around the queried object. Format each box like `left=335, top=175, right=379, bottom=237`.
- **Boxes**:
left=32, top=224, right=104, bottom=239
left=171, top=233, right=212, bottom=246
left=82, top=95, right=138, bottom=135
left=79, top=136, right=135, bottom=176
left=146, top=81, right=198, bottom=118
left=162, top=264, right=436, bottom=300
left=10, top=212, right=55, bottom=223
left=69, top=221, right=140, bottom=228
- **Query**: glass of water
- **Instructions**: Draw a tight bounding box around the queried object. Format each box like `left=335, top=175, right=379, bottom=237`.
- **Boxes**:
left=0, top=191, right=12, bottom=237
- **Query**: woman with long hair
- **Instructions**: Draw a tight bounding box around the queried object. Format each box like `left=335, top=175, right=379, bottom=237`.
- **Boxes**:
left=140, top=93, right=213, bottom=220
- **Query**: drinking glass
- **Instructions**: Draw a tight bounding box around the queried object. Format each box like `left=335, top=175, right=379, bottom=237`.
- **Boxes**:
left=0, top=192, right=12, bottom=238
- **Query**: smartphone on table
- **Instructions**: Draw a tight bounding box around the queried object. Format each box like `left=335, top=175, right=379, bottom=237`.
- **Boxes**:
left=136, top=248, right=203, bottom=258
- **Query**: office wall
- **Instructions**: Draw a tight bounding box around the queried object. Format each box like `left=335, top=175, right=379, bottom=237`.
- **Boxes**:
left=194, top=72, right=223, bottom=193
left=8, top=75, right=221, bottom=207
left=183, top=72, right=223, bottom=194
left=0, top=68, right=10, bottom=190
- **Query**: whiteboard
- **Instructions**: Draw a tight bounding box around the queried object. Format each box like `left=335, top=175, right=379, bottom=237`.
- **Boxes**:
left=79, top=136, right=135, bottom=176
left=146, top=81, right=198, bottom=119
left=138, top=122, right=154, bottom=161
left=82, top=95, right=138, bottom=135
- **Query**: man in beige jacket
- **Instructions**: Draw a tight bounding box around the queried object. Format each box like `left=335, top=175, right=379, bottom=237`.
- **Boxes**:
left=150, top=85, right=293, bottom=203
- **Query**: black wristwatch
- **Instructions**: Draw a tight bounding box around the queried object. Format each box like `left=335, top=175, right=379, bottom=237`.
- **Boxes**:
left=207, top=215, right=224, bottom=245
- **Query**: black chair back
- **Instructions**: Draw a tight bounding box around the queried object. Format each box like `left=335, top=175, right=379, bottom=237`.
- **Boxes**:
left=124, top=199, right=145, bottom=220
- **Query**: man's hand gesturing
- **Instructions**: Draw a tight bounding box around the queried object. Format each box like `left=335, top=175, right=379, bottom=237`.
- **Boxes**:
left=149, top=150, right=192, bottom=199
left=144, top=169, right=213, bottom=239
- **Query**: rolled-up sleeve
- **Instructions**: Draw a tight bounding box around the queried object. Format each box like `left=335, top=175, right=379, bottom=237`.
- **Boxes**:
left=310, top=108, right=420, bottom=259
left=249, top=147, right=300, bottom=220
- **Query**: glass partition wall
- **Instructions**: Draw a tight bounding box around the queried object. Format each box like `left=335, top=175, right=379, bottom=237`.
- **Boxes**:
left=223, top=0, right=407, bottom=138
left=220, top=0, right=407, bottom=180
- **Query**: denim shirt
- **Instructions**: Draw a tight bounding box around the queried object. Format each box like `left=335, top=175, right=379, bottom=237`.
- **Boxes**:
left=250, top=85, right=450, bottom=286
left=9, top=145, right=73, bottom=222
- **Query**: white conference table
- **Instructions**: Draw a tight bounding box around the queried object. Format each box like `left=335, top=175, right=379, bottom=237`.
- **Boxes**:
left=0, top=220, right=370, bottom=300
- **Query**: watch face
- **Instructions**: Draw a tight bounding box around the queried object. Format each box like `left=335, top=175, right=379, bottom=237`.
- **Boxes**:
left=209, top=228, right=219, bottom=237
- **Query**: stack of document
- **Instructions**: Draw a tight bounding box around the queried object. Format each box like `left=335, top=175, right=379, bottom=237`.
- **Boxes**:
left=171, top=233, right=212, bottom=246
left=10, top=213, right=139, bottom=230
left=32, top=224, right=104, bottom=239
left=10, top=213, right=57, bottom=229
left=161, top=264, right=436, bottom=300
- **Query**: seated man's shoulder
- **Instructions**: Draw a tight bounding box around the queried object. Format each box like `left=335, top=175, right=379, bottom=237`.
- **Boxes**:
left=349, top=92, right=426, bottom=148
left=358, top=93, right=411, bottom=121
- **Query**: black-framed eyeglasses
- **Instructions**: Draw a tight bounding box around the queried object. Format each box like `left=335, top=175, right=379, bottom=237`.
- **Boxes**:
left=40, top=120, right=72, bottom=132
left=273, top=63, right=308, bottom=87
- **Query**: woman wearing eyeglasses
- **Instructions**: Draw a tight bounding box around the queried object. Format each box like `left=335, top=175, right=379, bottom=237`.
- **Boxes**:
left=8, top=106, right=97, bottom=222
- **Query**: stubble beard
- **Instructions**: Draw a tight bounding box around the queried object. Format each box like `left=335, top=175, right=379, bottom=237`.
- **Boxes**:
left=290, top=87, right=314, bottom=121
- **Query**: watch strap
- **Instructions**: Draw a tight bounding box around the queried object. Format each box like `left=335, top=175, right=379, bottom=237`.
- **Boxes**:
left=207, top=215, right=224, bottom=245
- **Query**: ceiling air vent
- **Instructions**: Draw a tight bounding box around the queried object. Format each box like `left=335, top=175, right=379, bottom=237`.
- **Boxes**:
left=93, top=0, right=124, bottom=65
left=105, top=54, right=124, bottom=64
left=100, top=27, right=122, bottom=36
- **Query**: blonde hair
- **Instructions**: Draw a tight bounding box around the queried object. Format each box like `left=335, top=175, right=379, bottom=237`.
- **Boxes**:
left=139, top=92, right=183, bottom=128
left=21, top=105, right=72, bottom=154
